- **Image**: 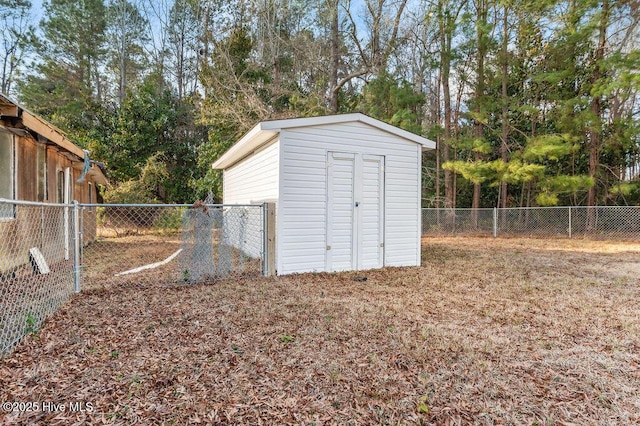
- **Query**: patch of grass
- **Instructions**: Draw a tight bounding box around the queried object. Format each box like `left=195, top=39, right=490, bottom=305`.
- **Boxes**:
left=417, top=395, right=430, bottom=414
left=25, top=313, right=38, bottom=336
left=279, top=334, right=295, bottom=344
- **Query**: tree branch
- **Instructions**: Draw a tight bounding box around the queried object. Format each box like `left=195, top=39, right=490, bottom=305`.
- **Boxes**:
left=333, top=69, right=371, bottom=94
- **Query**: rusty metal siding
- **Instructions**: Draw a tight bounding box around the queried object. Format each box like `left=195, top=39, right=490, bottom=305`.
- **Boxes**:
left=0, top=204, right=69, bottom=273
left=46, top=146, right=70, bottom=203
left=0, top=219, right=19, bottom=271
left=15, top=136, right=38, bottom=201
left=72, top=168, right=82, bottom=202
left=45, top=146, right=59, bottom=203
left=1, top=137, right=100, bottom=273
left=1, top=97, right=104, bottom=274
left=13, top=137, right=100, bottom=204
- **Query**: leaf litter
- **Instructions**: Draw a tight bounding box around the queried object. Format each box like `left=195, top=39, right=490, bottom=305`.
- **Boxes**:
left=1, top=237, right=639, bottom=425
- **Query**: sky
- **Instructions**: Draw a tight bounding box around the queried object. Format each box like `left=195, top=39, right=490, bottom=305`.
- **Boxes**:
left=30, top=0, right=44, bottom=21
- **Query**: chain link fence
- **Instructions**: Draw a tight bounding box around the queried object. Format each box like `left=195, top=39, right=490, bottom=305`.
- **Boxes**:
left=0, top=199, right=77, bottom=355
left=81, top=203, right=265, bottom=290
left=1, top=200, right=266, bottom=356
left=6, top=201, right=637, bottom=355
left=422, top=208, right=495, bottom=236
left=423, top=206, right=640, bottom=239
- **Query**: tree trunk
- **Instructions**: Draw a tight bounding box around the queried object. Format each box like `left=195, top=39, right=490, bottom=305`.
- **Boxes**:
left=587, top=0, right=608, bottom=208
left=328, top=0, right=339, bottom=113
left=500, top=4, right=509, bottom=210
left=587, top=0, right=609, bottom=228
left=472, top=0, right=487, bottom=217
left=435, top=70, right=442, bottom=207
left=199, top=1, right=214, bottom=98
left=439, top=0, right=456, bottom=208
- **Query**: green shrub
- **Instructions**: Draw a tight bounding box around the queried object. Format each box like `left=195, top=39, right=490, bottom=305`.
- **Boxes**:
left=153, top=208, right=185, bottom=232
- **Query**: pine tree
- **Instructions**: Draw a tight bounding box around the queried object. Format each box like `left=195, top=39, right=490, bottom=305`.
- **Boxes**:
left=167, top=0, right=200, bottom=100
left=18, top=0, right=108, bottom=137
left=359, top=73, right=424, bottom=134
left=436, top=0, right=466, bottom=208
left=106, top=0, right=149, bottom=103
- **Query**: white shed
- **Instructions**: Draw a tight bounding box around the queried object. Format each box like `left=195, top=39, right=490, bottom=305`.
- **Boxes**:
left=212, top=113, right=435, bottom=275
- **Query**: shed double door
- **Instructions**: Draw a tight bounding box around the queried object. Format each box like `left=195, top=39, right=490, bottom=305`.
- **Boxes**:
left=326, top=151, right=384, bottom=272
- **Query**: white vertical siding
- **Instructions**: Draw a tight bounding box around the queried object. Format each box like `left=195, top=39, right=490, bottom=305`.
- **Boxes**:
left=326, top=152, right=356, bottom=272
left=359, top=155, right=384, bottom=270
left=222, top=139, right=279, bottom=259
left=223, top=139, right=279, bottom=204
left=278, top=122, right=421, bottom=275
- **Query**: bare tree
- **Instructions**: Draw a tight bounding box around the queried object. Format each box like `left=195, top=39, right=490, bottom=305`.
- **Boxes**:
left=334, top=0, right=409, bottom=109
left=106, top=0, right=149, bottom=103
left=0, top=0, right=35, bottom=95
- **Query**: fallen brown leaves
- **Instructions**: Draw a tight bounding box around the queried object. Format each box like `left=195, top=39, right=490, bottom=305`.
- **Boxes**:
left=1, top=237, right=640, bottom=425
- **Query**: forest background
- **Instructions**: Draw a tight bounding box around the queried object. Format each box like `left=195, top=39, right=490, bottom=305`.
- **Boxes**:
left=1, top=0, right=639, bottom=207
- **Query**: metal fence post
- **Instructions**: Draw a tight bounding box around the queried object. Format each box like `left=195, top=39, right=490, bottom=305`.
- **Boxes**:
left=40, top=205, right=44, bottom=254
left=262, top=203, right=267, bottom=276
left=493, top=207, right=498, bottom=237
left=72, top=200, right=81, bottom=293
left=568, top=206, right=572, bottom=239
left=262, top=202, right=276, bottom=277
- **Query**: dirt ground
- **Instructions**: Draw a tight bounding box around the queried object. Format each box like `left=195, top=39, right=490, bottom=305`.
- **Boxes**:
left=1, top=237, right=639, bottom=425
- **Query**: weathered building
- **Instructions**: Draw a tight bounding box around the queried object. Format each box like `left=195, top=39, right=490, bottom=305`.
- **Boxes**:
left=0, top=94, right=108, bottom=272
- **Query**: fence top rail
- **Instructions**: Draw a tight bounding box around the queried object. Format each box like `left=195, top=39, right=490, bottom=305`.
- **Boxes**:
left=79, top=203, right=264, bottom=208
left=0, top=198, right=75, bottom=208
left=500, top=206, right=640, bottom=210
left=0, top=198, right=265, bottom=209
left=422, top=205, right=640, bottom=210
left=421, top=207, right=495, bottom=211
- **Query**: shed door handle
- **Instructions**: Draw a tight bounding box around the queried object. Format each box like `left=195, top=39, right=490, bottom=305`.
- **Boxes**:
left=355, top=202, right=359, bottom=207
